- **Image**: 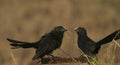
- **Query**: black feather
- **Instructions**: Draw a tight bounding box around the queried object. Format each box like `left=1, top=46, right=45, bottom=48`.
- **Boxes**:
left=75, top=27, right=120, bottom=58
left=7, top=26, right=67, bottom=61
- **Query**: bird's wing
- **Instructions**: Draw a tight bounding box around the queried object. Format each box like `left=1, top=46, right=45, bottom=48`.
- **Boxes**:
left=78, top=37, right=96, bottom=56
left=32, top=37, right=55, bottom=60
left=96, top=29, right=120, bottom=46
left=32, top=43, right=49, bottom=60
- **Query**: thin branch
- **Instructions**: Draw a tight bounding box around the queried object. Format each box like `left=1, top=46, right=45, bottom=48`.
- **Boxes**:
left=10, top=51, right=19, bottom=65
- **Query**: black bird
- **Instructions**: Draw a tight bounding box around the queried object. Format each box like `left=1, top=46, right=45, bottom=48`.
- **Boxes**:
left=7, top=26, right=67, bottom=62
left=75, top=27, right=120, bottom=58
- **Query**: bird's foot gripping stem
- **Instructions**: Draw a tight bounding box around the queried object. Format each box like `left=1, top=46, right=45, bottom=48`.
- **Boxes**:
left=32, top=59, right=42, bottom=65
left=47, top=55, right=56, bottom=63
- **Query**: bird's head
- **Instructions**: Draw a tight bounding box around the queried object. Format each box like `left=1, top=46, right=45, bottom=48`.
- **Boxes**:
left=74, top=27, right=87, bottom=35
left=51, top=26, right=67, bottom=33
left=49, top=26, right=67, bottom=40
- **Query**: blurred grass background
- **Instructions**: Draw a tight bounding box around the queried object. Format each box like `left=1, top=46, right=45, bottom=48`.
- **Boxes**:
left=0, top=0, right=120, bottom=65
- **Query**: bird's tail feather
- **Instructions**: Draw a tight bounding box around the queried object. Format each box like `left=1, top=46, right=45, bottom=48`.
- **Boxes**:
left=7, top=38, right=38, bottom=49
left=93, top=30, right=120, bottom=54
left=96, top=29, right=120, bottom=46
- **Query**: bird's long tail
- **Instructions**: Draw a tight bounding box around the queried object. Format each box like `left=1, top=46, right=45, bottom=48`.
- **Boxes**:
left=96, top=29, right=120, bottom=46
left=7, top=38, right=38, bottom=49
left=93, top=30, right=120, bottom=54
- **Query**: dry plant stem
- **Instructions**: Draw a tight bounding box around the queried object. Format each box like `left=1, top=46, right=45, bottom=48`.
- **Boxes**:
left=78, top=49, right=92, bottom=65
left=59, top=31, right=80, bottom=65
left=10, top=51, right=19, bottom=65
left=112, top=31, right=120, bottom=48
left=59, top=48, right=79, bottom=64
left=112, top=39, right=120, bottom=47
left=107, top=31, right=120, bottom=65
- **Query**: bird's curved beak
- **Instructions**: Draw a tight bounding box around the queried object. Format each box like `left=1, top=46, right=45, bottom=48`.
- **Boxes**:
left=63, top=28, right=67, bottom=31
left=74, top=27, right=78, bottom=32
left=61, top=27, right=67, bottom=32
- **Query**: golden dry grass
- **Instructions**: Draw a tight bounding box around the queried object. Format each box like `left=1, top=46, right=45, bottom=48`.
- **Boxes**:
left=0, top=0, right=120, bottom=65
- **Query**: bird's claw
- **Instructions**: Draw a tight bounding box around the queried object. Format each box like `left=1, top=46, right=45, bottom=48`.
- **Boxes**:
left=32, top=59, right=42, bottom=64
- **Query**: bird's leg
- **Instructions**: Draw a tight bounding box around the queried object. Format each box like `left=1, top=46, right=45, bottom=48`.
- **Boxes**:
left=38, top=58, right=42, bottom=65
left=47, top=54, right=56, bottom=63
left=48, top=55, right=55, bottom=63
left=47, top=52, right=55, bottom=58
left=48, top=54, right=55, bottom=57
left=79, top=55, right=88, bottom=63
left=32, top=58, right=42, bottom=65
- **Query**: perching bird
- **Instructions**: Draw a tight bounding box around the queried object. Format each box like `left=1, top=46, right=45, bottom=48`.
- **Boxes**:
left=75, top=27, right=120, bottom=58
left=7, top=26, right=67, bottom=62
